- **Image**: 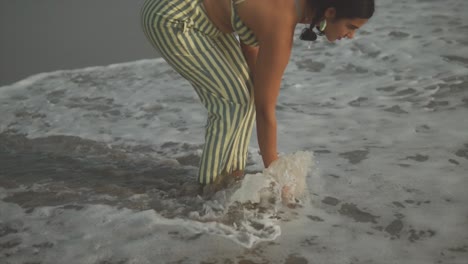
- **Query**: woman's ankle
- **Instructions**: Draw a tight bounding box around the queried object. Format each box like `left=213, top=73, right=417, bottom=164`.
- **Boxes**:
left=229, top=169, right=245, bottom=182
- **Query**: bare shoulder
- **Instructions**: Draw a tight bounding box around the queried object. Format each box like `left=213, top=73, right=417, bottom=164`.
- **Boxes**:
left=236, top=0, right=297, bottom=42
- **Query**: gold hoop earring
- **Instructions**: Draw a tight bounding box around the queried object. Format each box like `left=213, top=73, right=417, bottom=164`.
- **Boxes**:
left=319, top=19, right=327, bottom=32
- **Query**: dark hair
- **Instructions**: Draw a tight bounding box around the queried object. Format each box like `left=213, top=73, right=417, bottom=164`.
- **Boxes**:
left=300, top=0, right=375, bottom=41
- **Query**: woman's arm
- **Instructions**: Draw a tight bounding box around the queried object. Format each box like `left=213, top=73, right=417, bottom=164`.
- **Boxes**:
left=254, top=29, right=294, bottom=168
left=236, top=0, right=297, bottom=168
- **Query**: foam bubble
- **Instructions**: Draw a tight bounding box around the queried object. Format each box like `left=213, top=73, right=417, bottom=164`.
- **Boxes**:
left=228, top=151, right=314, bottom=206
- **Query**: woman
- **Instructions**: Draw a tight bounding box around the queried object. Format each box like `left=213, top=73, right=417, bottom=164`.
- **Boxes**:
left=140, top=0, right=375, bottom=193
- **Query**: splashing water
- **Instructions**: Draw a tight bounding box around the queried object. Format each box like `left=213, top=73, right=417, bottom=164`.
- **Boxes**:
left=187, top=151, right=315, bottom=248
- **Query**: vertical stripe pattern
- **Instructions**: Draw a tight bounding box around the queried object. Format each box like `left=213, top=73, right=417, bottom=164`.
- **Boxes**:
left=140, top=0, right=256, bottom=185
left=231, top=0, right=259, bottom=46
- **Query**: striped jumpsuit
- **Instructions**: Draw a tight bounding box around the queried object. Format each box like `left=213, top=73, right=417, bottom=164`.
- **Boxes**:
left=140, top=0, right=259, bottom=185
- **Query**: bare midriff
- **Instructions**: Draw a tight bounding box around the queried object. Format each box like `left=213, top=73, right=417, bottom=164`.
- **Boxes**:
left=202, top=0, right=235, bottom=34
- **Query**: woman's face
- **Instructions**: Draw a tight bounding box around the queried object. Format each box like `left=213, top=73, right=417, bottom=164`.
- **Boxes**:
left=321, top=8, right=369, bottom=42
left=324, top=17, right=368, bottom=42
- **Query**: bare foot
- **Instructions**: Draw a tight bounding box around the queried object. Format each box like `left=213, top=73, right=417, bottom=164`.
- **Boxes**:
left=198, top=170, right=245, bottom=198
left=230, top=170, right=245, bottom=182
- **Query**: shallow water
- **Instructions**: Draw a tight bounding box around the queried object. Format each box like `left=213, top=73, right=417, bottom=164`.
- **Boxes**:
left=1, top=0, right=468, bottom=263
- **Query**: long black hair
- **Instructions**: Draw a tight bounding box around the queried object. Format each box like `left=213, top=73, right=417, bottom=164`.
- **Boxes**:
left=300, top=0, right=375, bottom=41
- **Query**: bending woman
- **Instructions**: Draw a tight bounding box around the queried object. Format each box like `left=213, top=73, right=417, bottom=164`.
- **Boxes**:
left=140, top=0, right=375, bottom=191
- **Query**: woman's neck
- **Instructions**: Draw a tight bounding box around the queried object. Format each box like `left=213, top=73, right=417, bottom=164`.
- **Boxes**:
left=297, top=0, right=315, bottom=24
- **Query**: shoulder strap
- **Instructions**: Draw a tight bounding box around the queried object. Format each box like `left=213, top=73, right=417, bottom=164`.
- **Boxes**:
left=233, top=0, right=246, bottom=4
left=295, top=0, right=303, bottom=19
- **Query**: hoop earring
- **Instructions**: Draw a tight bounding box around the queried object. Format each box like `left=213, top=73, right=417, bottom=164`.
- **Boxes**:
left=319, top=19, right=327, bottom=32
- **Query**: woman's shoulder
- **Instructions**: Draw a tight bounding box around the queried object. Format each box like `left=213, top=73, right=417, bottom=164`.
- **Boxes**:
left=237, top=0, right=297, bottom=41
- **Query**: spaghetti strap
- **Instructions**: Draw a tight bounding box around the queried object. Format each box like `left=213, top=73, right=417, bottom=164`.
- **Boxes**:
left=295, top=0, right=302, bottom=19
left=233, top=0, right=246, bottom=4
left=230, top=0, right=259, bottom=46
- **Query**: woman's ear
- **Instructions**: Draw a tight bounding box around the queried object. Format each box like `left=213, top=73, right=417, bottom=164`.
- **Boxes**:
left=324, top=7, right=336, bottom=20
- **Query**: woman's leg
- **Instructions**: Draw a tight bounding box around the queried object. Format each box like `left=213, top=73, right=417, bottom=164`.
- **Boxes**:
left=141, top=0, right=254, bottom=185
left=214, top=34, right=256, bottom=179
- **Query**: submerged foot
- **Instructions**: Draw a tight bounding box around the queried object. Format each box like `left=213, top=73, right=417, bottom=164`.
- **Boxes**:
left=230, top=170, right=245, bottom=183
left=197, top=170, right=246, bottom=198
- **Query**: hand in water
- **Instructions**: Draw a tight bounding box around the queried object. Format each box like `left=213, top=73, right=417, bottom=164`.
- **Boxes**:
left=281, top=185, right=293, bottom=204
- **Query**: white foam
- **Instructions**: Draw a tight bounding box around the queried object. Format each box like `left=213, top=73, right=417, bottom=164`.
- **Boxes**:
left=228, top=151, right=314, bottom=207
